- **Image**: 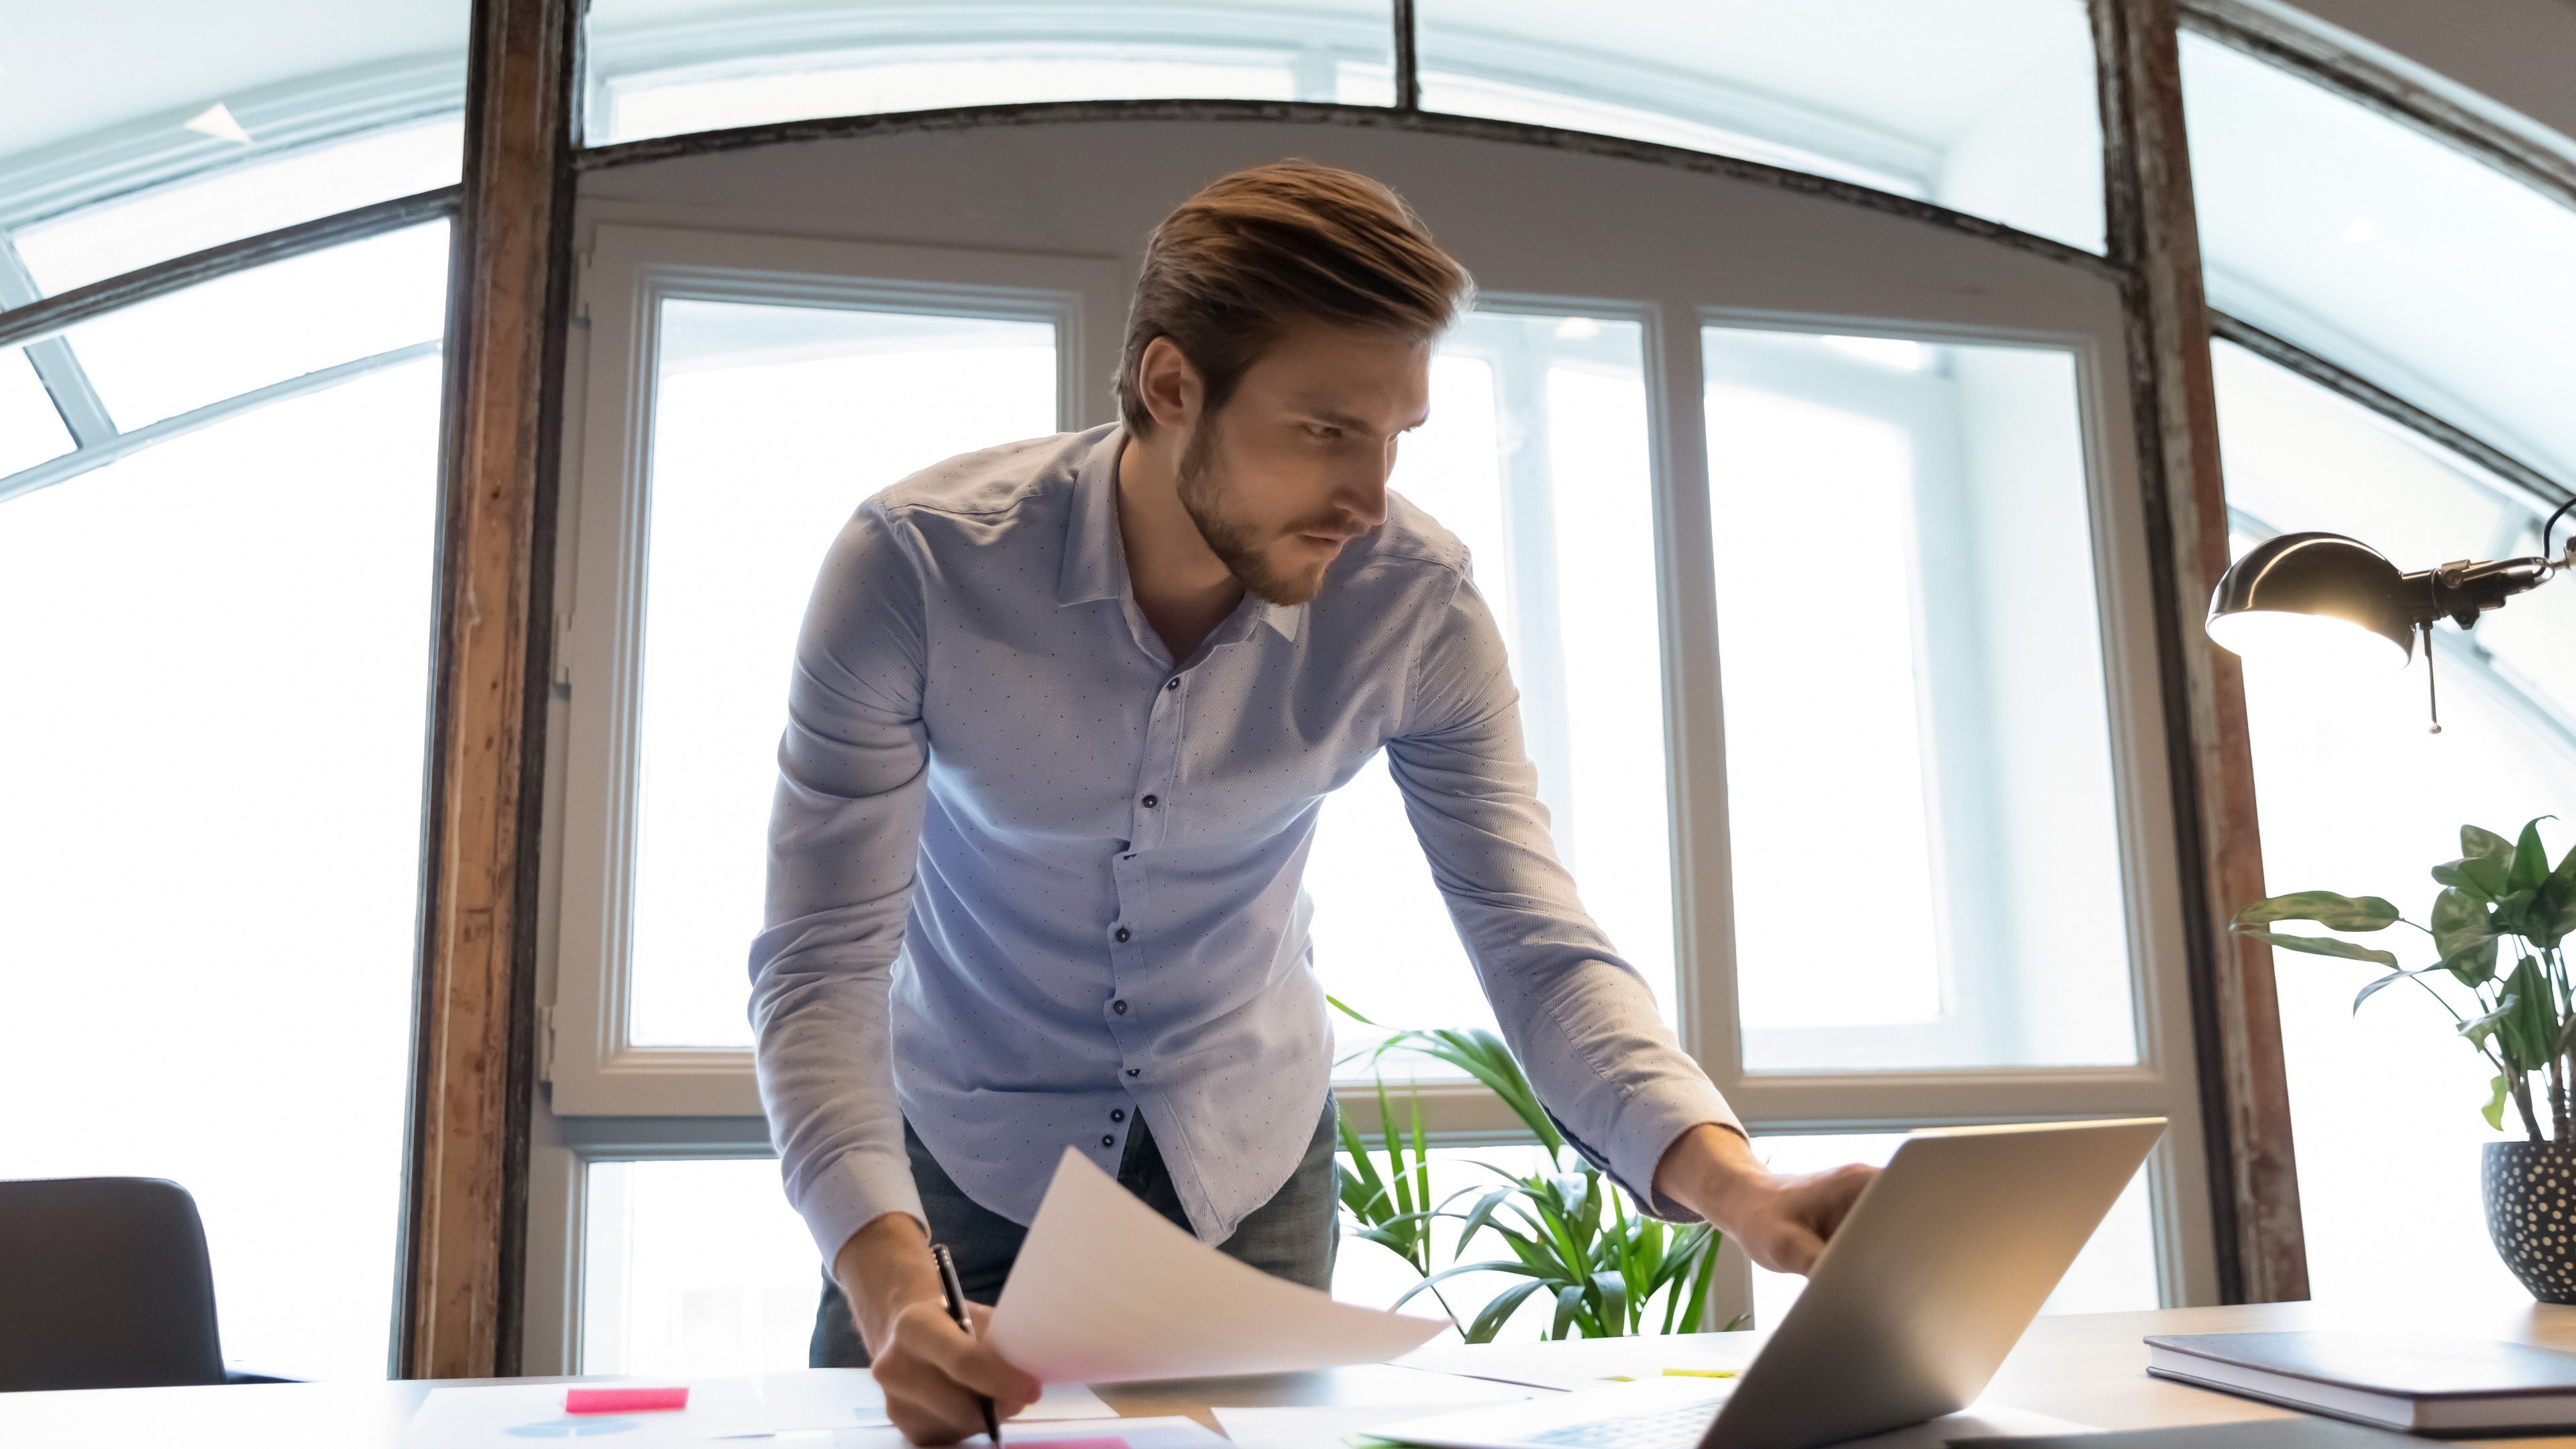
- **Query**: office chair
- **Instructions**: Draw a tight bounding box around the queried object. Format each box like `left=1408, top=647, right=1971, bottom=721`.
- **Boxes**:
left=0, top=1176, right=261, bottom=1391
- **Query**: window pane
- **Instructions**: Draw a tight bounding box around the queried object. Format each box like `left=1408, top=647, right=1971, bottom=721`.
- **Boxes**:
left=63, top=219, right=449, bottom=430
left=582, top=1158, right=822, bottom=1375
left=2216, top=347, right=2576, bottom=1316
left=1417, top=0, right=2103, bottom=251
left=2182, top=34, right=2576, bottom=482
left=0, top=8, right=465, bottom=270
left=13, top=119, right=464, bottom=297
left=582, top=0, right=1395, bottom=146
left=0, top=345, right=76, bottom=476
left=0, top=357, right=442, bottom=1379
left=2211, top=342, right=2509, bottom=566
left=1706, top=328, right=2135, bottom=1071
left=1749, top=1131, right=2157, bottom=1327
left=627, top=300, right=1057, bottom=1049
left=1309, top=311, right=1673, bottom=1075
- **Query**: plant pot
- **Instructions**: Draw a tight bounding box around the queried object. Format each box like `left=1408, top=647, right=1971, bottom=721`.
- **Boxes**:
left=2484, top=1140, right=2576, bottom=1303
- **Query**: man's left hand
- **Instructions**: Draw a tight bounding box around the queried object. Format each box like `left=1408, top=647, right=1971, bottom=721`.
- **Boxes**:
left=1651, top=1122, right=1878, bottom=1275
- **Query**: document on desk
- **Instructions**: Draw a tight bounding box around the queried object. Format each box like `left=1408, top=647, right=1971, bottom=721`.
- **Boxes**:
left=401, top=1377, right=765, bottom=1445
left=763, top=1368, right=1117, bottom=1430
left=1217, top=1393, right=1540, bottom=1449
left=985, top=1147, right=1447, bottom=1383
left=833, top=1414, right=1230, bottom=1448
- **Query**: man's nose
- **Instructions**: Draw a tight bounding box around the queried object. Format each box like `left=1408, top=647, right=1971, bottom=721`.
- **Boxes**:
left=1338, top=447, right=1393, bottom=530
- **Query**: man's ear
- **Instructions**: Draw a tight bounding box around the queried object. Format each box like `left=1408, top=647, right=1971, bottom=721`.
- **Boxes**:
left=1135, top=335, right=1203, bottom=434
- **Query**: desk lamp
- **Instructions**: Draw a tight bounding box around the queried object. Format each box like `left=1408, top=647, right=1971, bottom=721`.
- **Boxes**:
left=2205, top=498, right=2575, bottom=731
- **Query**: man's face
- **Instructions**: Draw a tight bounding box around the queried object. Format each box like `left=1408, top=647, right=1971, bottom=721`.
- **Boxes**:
left=1176, top=319, right=1432, bottom=606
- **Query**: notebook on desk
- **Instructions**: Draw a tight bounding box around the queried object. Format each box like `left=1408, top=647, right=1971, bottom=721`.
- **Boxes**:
left=2143, top=1332, right=2576, bottom=1436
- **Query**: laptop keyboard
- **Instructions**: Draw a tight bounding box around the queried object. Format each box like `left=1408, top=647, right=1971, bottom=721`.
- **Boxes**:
left=1528, top=1399, right=1723, bottom=1448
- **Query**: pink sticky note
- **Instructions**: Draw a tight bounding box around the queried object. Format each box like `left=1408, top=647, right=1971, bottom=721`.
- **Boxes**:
left=565, top=1386, right=690, bottom=1414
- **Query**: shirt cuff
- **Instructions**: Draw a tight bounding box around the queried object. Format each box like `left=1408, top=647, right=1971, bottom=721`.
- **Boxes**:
left=1556, top=1077, right=1746, bottom=1223
left=790, top=1142, right=929, bottom=1267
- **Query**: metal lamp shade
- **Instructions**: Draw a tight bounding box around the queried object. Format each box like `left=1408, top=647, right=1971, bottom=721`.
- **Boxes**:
left=2206, top=531, right=2417, bottom=674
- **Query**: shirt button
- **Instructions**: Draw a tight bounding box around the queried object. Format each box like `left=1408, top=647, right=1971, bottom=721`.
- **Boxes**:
left=1101, top=1134, right=1115, bottom=1148
left=1126, top=1067, right=1140, bottom=1077
left=1111, top=1108, right=1126, bottom=1122
left=1113, top=999, right=1129, bottom=1015
left=1141, top=794, right=1159, bottom=808
left=1114, top=926, right=1131, bottom=943
left=1165, top=677, right=1181, bottom=691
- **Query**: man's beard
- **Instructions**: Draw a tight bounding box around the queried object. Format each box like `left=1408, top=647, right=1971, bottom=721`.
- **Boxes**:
left=1174, top=417, right=1342, bottom=607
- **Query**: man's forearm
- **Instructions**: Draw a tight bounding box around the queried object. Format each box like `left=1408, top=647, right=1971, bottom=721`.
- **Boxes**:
left=833, top=1211, right=946, bottom=1354
left=1650, top=1121, right=1765, bottom=1224
left=1652, top=1121, right=1878, bottom=1275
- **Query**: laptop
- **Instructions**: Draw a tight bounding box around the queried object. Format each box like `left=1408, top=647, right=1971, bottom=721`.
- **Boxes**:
left=1368, top=1117, right=2166, bottom=1449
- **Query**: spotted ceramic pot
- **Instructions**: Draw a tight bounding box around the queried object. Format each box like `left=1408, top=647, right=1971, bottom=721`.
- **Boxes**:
left=2484, top=1140, right=2576, bottom=1303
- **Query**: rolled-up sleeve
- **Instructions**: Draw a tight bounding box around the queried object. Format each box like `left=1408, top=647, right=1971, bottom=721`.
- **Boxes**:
left=1385, top=569, right=1742, bottom=1220
left=751, top=499, right=934, bottom=1263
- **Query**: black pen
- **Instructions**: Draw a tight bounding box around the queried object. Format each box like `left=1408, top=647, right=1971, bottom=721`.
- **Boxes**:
left=930, top=1241, right=1002, bottom=1445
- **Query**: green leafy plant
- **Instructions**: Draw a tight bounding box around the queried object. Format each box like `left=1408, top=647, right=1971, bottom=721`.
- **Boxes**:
left=2237, top=818, right=2576, bottom=1139
left=1329, top=999, right=1727, bottom=1342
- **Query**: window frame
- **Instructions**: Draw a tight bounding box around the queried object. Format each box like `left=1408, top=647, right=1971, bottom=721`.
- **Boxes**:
left=547, top=222, right=1128, bottom=1115
left=61, top=0, right=2576, bottom=1379
left=530, top=133, right=2226, bottom=1368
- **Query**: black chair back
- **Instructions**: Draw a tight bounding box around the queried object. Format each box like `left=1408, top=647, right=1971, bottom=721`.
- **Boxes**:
left=0, top=1177, right=227, bottom=1391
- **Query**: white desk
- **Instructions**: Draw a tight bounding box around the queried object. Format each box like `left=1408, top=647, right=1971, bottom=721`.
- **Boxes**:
left=5, top=1302, right=2571, bottom=1447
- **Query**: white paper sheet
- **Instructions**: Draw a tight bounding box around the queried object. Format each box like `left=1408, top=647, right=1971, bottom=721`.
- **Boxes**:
left=1215, top=1393, right=1540, bottom=1449
left=984, top=1148, right=1447, bottom=1384
left=402, top=1377, right=767, bottom=1446
left=1361, top=1390, right=2090, bottom=1449
left=762, top=1369, right=1118, bottom=1431
left=1393, top=1335, right=1761, bottom=1393
left=830, top=1413, right=1229, bottom=1448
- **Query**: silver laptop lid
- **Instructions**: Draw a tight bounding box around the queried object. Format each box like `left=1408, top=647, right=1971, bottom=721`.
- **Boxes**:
left=1705, top=1117, right=2165, bottom=1449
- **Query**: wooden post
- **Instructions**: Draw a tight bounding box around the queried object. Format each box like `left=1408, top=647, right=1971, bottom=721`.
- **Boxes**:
left=402, top=0, right=578, bottom=1377
left=2093, top=0, right=2310, bottom=1303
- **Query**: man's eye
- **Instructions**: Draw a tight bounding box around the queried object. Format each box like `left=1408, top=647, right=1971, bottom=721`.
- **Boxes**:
left=1305, top=423, right=1342, bottom=441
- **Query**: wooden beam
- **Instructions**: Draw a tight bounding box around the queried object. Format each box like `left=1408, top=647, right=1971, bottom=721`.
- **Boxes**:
left=2093, top=0, right=2309, bottom=1304
left=402, top=0, right=578, bottom=1377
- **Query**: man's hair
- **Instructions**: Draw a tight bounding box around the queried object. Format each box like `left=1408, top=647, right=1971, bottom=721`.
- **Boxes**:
left=1116, top=160, right=1474, bottom=437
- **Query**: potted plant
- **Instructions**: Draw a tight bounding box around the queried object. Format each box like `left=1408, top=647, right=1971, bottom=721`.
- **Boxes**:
left=2235, top=818, right=2576, bottom=1300
left=1330, top=1001, right=1727, bottom=1341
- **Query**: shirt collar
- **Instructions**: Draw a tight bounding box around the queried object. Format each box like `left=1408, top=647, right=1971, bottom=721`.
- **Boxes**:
left=1056, top=425, right=1304, bottom=643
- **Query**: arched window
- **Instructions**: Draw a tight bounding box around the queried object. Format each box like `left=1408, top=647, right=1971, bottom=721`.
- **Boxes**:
left=9, top=0, right=2572, bottom=1383
left=2182, top=17, right=2576, bottom=1315
left=0, top=14, right=466, bottom=1379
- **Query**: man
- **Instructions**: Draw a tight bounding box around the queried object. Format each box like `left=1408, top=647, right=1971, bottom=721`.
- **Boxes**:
left=753, top=160, right=1877, bottom=1446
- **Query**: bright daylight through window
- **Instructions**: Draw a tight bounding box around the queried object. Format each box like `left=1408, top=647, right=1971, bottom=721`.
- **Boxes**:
left=0, top=9, right=466, bottom=295
left=0, top=1, right=463, bottom=1371
left=2214, top=340, right=2576, bottom=1314
left=1307, top=309, right=1673, bottom=1073
left=2183, top=21, right=2576, bottom=1316
left=1705, top=327, right=2135, bottom=1072
left=0, top=342, right=446, bottom=1380
left=581, top=0, right=1397, bottom=144
left=1417, top=0, right=2104, bottom=251
left=625, top=300, right=1060, bottom=1048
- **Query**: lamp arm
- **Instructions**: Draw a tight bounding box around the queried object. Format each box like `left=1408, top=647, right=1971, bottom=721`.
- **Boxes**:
left=2404, top=548, right=2569, bottom=631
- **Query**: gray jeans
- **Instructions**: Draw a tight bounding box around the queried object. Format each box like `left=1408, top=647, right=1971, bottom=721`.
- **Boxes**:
left=810, top=1102, right=1339, bottom=1366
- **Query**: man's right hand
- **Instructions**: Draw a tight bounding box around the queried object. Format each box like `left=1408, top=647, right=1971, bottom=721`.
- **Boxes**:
left=835, top=1213, right=1042, bottom=1445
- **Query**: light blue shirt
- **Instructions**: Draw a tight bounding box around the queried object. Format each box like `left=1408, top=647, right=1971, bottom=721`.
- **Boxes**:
left=751, top=423, right=1738, bottom=1260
